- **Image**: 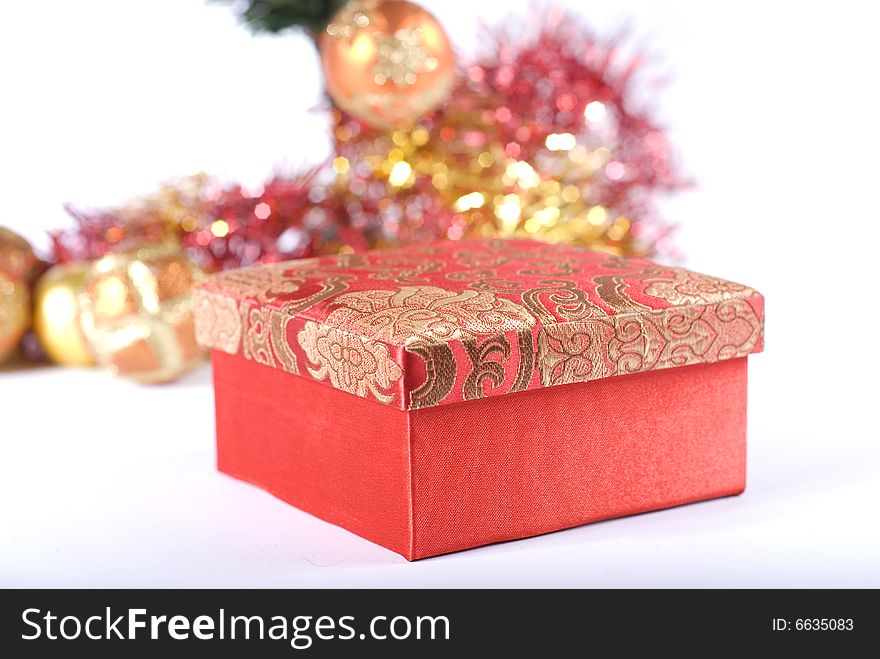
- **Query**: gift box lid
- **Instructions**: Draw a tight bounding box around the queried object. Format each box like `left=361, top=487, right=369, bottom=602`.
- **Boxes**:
left=193, top=239, right=764, bottom=410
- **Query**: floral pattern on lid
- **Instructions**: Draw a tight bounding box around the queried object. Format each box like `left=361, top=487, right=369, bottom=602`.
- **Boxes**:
left=194, top=239, right=764, bottom=409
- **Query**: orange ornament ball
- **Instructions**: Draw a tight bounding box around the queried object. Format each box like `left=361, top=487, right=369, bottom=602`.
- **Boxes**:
left=319, top=0, right=455, bottom=129
left=0, top=227, right=37, bottom=364
left=78, top=244, right=204, bottom=383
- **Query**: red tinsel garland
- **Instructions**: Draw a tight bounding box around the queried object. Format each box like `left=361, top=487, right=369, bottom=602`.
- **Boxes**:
left=51, top=8, right=685, bottom=271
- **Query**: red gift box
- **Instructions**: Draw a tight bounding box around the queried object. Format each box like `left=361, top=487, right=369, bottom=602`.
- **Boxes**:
left=194, top=239, right=764, bottom=559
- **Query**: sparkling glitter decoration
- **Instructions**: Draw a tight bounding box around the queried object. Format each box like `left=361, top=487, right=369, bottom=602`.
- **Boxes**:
left=325, top=0, right=374, bottom=37
left=373, top=27, right=435, bottom=85
left=52, top=170, right=362, bottom=272
left=51, top=6, right=684, bottom=273
left=330, top=7, right=685, bottom=256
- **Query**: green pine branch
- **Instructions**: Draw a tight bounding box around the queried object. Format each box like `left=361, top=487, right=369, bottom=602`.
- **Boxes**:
left=216, top=0, right=347, bottom=34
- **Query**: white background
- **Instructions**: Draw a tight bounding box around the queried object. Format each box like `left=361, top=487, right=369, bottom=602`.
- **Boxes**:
left=1, top=0, right=879, bottom=587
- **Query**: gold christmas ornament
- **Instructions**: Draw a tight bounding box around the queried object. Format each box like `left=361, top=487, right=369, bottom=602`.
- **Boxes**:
left=78, top=244, right=204, bottom=383
left=0, top=226, right=39, bottom=283
left=0, top=273, right=29, bottom=364
left=33, top=262, right=94, bottom=366
left=0, top=227, right=36, bottom=363
left=320, top=0, right=455, bottom=129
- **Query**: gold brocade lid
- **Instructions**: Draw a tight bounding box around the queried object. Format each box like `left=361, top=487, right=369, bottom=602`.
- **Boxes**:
left=194, top=239, right=764, bottom=410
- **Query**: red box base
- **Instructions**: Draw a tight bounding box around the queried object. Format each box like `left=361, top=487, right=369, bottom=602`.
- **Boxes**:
left=212, top=351, right=748, bottom=560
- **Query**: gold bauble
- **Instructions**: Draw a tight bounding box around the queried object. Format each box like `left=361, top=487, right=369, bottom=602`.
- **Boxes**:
left=78, top=244, right=204, bottom=383
left=0, top=273, right=29, bottom=363
left=33, top=262, right=94, bottom=366
left=0, top=226, right=39, bottom=284
left=319, top=0, right=455, bottom=129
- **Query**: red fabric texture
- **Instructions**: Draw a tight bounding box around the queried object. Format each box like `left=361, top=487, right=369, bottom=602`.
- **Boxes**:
left=213, top=350, right=413, bottom=557
left=212, top=350, right=748, bottom=560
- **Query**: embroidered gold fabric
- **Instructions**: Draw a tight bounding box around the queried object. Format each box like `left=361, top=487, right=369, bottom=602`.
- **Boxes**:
left=194, top=240, right=764, bottom=409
